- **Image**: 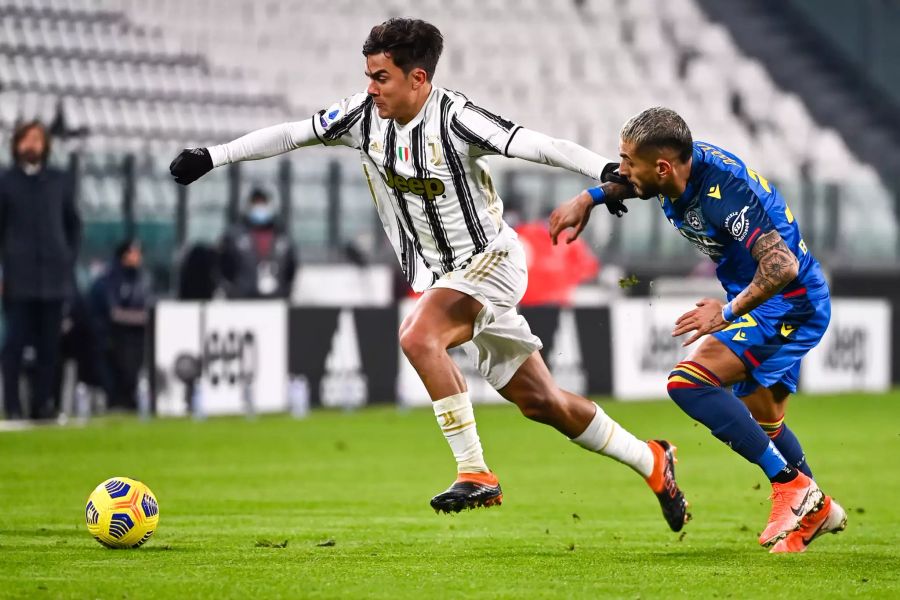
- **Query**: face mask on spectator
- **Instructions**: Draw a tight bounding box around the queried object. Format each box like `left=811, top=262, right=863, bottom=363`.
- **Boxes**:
left=248, top=205, right=274, bottom=226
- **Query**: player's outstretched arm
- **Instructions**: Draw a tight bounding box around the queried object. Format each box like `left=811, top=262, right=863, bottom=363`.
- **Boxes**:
left=451, top=101, right=635, bottom=213
left=548, top=181, right=634, bottom=245
left=506, top=128, right=635, bottom=216
left=506, top=128, right=613, bottom=180
left=673, top=230, right=799, bottom=345
left=170, top=120, right=320, bottom=185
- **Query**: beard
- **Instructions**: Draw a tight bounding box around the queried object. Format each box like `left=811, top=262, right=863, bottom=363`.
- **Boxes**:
left=633, top=184, right=658, bottom=200
left=632, top=179, right=663, bottom=200
left=18, top=149, right=43, bottom=165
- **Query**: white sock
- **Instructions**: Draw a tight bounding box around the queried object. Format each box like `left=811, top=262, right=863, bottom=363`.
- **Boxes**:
left=432, top=392, right=489, bottom=473
left=571, top=403, right=654, bottom=478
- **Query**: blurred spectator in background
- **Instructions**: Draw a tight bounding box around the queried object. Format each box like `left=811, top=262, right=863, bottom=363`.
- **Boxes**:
left=515, top=218, right=599, bottom=306
left=58, top=291, right=106, bottom=404
left=0, top=121, right=81, bottom=420
left=220, top=188, right=297, bottom=299
left=89, top=239, right=151, bottom=411
left=178, top=243, right=221, bottom=300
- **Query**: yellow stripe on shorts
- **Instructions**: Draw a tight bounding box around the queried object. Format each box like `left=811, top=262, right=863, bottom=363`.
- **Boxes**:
left=463, top=253, right=493, bottom=281
left=465, top=251, right=508, bottom=283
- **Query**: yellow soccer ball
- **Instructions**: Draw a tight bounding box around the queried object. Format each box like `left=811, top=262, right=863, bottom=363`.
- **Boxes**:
left=85, top=477, right=159, bottom=549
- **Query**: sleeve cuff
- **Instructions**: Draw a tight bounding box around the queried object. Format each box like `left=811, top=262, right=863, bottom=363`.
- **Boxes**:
left=503, top=125, right=522, bottom=157
left=722, top=302, right=737, bottom=323
left=587, top=186, right=605, bottom=205
left=207, top=145, right=228, bottom=168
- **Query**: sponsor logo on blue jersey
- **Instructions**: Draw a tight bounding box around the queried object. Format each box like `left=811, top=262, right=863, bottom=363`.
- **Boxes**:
left=724, top=206, right=751, bottom=241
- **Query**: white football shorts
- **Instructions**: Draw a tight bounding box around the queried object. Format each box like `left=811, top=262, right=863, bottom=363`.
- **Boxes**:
left=431, top=225, right=543, bottom=389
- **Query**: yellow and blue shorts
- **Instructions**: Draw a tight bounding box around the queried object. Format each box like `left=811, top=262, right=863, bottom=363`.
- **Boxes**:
left=712, top=287, right=831, bottom=397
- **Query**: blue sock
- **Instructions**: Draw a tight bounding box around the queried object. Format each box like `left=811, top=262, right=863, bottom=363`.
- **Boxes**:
left=758, top=418, right=813, bottom=478
left=668, top=361, right=796, bottom=482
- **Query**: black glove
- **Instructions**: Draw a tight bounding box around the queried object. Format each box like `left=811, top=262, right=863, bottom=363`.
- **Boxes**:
left=170, top=148, right=213, bottom=185
left=600, top=161, right=630, bottom=187
left=599, top=161, right=633, bottom=218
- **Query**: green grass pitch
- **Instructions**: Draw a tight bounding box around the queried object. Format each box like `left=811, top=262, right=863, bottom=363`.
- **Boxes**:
left=1, top=392, right=899, bottom=599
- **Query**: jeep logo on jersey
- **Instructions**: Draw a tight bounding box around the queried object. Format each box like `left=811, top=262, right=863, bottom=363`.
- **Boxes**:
left=381, top=168, right=446, bottom=200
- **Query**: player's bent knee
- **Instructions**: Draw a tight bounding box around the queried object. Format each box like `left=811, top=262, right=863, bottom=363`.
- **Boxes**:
left=399, top=327, right=441, bottom=361
left=397, top=317, right=412, bottom=340
left=667, top=360, right=723, bottom=400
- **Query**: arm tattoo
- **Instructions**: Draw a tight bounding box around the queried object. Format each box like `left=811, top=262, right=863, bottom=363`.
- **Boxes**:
left=750, top=230, right=799, bottom=294
left=600, top=181, right=634, bottom=202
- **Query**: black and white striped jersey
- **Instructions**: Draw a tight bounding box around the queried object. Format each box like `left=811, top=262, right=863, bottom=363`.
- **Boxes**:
left=312, top=88, right=520, bottom=291
left=208, top=87, right=614, bottom=292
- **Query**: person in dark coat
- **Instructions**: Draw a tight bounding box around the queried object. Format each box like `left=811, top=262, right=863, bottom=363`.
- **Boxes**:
left=0, top=121, right=81, bottom=420
left=177, top=243, right=221, bottom=300
left=89, top=239, right=152, bottom=411
left=220, top=188, right=297, bottom=299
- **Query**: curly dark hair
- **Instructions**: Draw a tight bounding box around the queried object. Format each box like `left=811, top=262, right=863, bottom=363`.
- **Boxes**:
left=362, top=18, right=443, bottom=81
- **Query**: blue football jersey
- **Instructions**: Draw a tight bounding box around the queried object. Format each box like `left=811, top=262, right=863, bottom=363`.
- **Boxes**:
left=657, top=141, right=827, bottom=300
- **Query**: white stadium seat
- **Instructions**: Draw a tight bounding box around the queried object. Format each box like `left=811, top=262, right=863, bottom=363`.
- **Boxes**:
left=0, top=0, right=891, bottom=248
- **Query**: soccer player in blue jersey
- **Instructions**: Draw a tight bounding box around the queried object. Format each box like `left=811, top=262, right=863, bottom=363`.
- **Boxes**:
left=549, top=107, right=847, bottom=552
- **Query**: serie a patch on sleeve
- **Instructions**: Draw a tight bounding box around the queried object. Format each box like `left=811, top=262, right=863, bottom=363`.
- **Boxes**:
left=319, top=103, right=344, bottom=130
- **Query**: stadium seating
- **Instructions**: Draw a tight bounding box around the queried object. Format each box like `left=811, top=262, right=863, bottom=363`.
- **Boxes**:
left=0, top=0, right=894, bottom=258
left=0, top=0, right=290, bottom=152
left=0, top=0, right=878, bottom=176
left=84, top=1, right=889, bottom=188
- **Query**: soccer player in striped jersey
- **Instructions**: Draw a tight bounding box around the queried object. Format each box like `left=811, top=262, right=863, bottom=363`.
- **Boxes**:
left=550, top=107, right=846, bottom=551
left=170, top=18, right=688, bottom=531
